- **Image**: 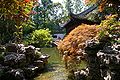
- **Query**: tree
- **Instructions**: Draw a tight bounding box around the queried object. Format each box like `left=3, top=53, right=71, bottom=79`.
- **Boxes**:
left=65, top=0, right=83, bottom=14
left=0, top=0, right=34, bottom=24
left=85, top=0, right=120, bottom=18
left=0, top=0, right=35, bottom=44
left=31, top=0, right=67, bottom=33
left=64, top=0, right=120, bottom=21
left=57, top=14, right=120, bottom=70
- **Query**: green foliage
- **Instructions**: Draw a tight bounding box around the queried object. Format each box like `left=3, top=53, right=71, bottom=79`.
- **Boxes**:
left=0, top=0, right=35, bottom=44
left=13, top=25, right=23, bottom=43
left=25, top=29, right=53, bottom=47
left=97, top=15, right=120, bottom=42
left=0, top=0, right=33, bottom=23
left=23, top=20, right=35, bottom=35
left=0, top=18, right=16, bottom=44
left=65, top=0, right=83, bottom=14
left=31, top=1, right=67, bottom=34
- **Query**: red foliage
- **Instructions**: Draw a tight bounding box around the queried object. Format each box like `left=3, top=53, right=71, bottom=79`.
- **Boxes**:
left=24, top=0, right=30, bottom=3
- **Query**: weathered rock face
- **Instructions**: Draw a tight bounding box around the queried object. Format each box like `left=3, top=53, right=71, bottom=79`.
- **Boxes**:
left=0, top=43, right=50, bottom=80
left=84, top=39, right=103, bottom=80
left=97, top=43, right=120, bottom=80
left=73, top=36, right=120, bottom=80
left=1, top=69, right=25, bottom=80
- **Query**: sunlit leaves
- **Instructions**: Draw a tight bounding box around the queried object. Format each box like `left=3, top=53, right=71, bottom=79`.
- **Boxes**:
left=24, top=0, right=30, bottom=3
left=30, top=29, right=53, bottom=47
left=57, top=24, right=99, bottom=68
left=83, top=0, right=120, bottom=12
left=0, top=0, right=34, bottom=24
left=97, top=15, right=120, bottom=40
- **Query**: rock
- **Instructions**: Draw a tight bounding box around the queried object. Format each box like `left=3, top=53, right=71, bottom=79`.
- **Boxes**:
left=17, top=54, right=26, bottom=68
left=4, top=53, right=26, bottom=68
left=17, top=44, right=25, bottom=54
left=25, top=45, right=35, bottom=54
left=36, top=48, right=41, bottom=52
left=97, top=43, right=120, bottom=80
left=39, top=54, right=50, bottom=60
left=39, top=54, right=50, bottom=64
left=0, top=53, right=4, bottom=64
left=0, top=69, right=26, bottom=80
left=85, top=39, right=102, bottom=54
left=5, top=43, right=25, bottom=54
left=0, top=47, right=5, bottom=52
left=0, top=43, right=50, bottom=80
left=4, top=53, right=17, bottom=67
left=33, top=60, right=44, bottom=69
left=34, top=51, right=41, bottom=60
left=25, top=45, right=36, bottom=64
left=5, top=43, right=18, bottom=52
left=23, top=65, right=38, bottom=78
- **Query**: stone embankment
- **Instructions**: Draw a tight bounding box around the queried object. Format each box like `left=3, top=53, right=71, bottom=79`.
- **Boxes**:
left=0, top=43, right=49, bottom=80
left=74, top=35, right=120, bottom=80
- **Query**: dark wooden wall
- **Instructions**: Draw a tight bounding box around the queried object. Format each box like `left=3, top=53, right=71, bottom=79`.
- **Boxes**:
left=64, top=17, right=100, bottom=34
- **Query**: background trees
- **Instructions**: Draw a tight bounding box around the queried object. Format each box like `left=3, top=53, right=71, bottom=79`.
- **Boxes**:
left=86, top=0, right=120, bottom=19
left=0, top=0, right=67, bottom=45
left=31, top=0, right=67, bottom=33
left=57, top=0, right=120, bottom=76
left=1, top=0, right=119, bottom=45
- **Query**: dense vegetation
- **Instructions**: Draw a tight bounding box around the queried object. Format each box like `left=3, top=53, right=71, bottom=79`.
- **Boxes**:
left=24, top=29, right=53, bottom=47
left=0, top=0, right=34, bottom=44
left=0, top=0, right=120, bottom=80
left=56, top=0, right=120, bottom=71
left=0, top=0, right=67, bottom=45
left=57, top=15, right=120, bottom=69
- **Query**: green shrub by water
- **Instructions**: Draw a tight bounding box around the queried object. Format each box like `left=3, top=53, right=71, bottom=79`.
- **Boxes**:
left=24, top=29, right=53, bottom=47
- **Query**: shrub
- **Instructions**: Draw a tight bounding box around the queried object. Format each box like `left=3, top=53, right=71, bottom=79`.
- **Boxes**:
left=27, top=29, right=53, bottom=47
left=57, top=24, right=99, bottom=69
left=57, top=15, right=120, bottom=69
left=97, top=15, right=120, bottom=42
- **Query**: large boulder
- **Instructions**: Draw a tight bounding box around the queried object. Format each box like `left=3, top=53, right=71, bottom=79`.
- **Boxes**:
left=97, top=43, right=120, bottom=80
left=23, top=65, right=38, bottom=78
left=25, top=45, right=36, bottom=64
left=5, top=43, right=18, bottom=53
left=1, top=69, right=25, bottom=80
left=4, top=53, right=26, bottom=68
left=0, top=43, right=50, bottom=80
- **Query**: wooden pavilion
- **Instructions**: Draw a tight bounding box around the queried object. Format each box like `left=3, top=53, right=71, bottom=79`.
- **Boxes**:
left=63, top=2, right=101, bottom=34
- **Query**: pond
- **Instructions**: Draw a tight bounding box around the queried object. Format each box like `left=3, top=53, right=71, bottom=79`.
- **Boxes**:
left=34, top=47, right=68, bottom=80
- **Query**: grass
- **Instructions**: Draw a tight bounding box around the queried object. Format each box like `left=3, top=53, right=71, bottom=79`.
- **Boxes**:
left=79, top=60, right=87, bottom=69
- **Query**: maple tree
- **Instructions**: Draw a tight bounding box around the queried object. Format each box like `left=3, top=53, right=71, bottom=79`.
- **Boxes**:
left=57, top=24, right=99, bottom=69
left=57, top=15, right=120, bottom=69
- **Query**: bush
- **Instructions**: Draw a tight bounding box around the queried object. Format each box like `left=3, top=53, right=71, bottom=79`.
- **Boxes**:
left=97, top=15, right=120, bottom=41
left=57, top=15, right=120, bottom=70
left=57, top=24, right=99, bottom=69
left=25, top=29, right=53, bottom=47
